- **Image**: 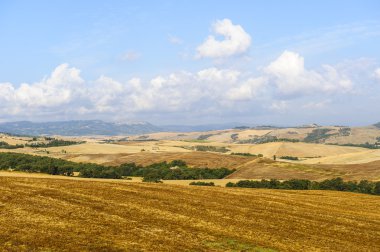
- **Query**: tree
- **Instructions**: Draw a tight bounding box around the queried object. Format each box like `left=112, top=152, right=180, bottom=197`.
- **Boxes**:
left=142, top=170, right=162, bottom=183
left=357, top=180, right=373, bottom=194
left=374, top=182, right=380, bottom=195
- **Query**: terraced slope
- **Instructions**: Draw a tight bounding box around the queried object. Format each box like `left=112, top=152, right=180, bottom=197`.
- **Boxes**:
left=0, top=177, right=379, bottom=251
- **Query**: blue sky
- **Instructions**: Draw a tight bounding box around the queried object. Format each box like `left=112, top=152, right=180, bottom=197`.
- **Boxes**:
left=1, top=0, right=380, bottom=126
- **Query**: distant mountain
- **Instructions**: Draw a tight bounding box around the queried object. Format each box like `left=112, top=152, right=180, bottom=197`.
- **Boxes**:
left=0, top=120, right=161, bottom=136
left=374, top=122, right=380, bottom=129
left=160, top=122, right=249, bottom=132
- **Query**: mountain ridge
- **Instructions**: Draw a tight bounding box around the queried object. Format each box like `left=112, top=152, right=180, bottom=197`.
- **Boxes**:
left=0, top=120, right=161, bottom=136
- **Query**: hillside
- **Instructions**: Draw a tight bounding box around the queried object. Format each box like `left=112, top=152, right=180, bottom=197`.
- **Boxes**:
left=226, top=159, right=380, bottom=181
left=0, top=176, right=379, bottom=251
left=129, top=125, right=380, bottom=145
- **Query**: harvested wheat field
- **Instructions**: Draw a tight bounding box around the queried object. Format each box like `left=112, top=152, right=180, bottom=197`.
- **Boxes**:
left=0, top=176, right=379, bottom=251
left=226, top=158, right=380, bottom=181
left=74, top=151, right=256, bottom=168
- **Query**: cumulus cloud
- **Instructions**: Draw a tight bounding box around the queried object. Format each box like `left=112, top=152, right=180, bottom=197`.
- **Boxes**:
left=0, top=63, right=83, bottom=110
left=197, top=67, right=240, bottom=83
left=226, top=77, right=267, bottom=101
left=265, top=50, right=353, bottom=96
left=89, top=76, right=124, bottom=112
left=196, top=19, right=251, bottom=58
left=0, top=52, right=371, bottom=122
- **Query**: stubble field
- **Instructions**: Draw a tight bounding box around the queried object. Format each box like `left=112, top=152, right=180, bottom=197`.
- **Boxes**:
left=0, top=176, right=379, bottom=251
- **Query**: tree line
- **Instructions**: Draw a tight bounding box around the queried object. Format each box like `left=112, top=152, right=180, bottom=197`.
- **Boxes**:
left=226, top=178, right=380, bottom=195
left=0, top=141, right=24, bottom=149
left=0, top=139, right=83, bottom=149
left=25, top=139, right=84, bottom=148
left=0, top=152, right=234, bottom=180
left=230, top=152, right=263, bottom=157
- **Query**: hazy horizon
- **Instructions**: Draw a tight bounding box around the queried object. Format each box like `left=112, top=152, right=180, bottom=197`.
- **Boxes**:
left=1, top=1, right=380, bottom=126
left=0, top=118, right=377, bottom=129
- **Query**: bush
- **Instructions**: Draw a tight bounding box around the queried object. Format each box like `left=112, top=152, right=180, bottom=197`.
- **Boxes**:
left=197, top=134, right=213, bottom=140
left=230, top=152, right=262, bottom=157
left=226, top=182, right=236, bottom=187
left=169, top=160, right=187, bottom=167
left=280, top=156, right=299, bottom=161
left=189, top=181, right=215, bottom=186
left=194, top=145, right=230, bottom=153
left=374, top=182, right=380, bottom=195
left=142, top=170, right=162, bottom=183
left=227, top=177, right=379, bottom=195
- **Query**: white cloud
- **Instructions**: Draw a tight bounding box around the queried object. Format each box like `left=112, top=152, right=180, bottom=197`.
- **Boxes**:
left=196, top=19, right=251, bottom=58
left=374, top=68, right=380, bottom=81
left=266, top=51, right=304, bottom=78
left=197, top=67, right=240, bottom=83
left=0, top=53, right=372, bottom=122
left=226, top=77, right=267, bottom=101
left=89, top=75, right=124, bottom=113
left=0, top=64, right=83, bottom=109
left=265, top=50, right=353, bottom=96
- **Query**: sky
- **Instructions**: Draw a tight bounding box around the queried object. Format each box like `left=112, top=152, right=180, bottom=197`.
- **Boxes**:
left=0, top=0, right=380, bottom=126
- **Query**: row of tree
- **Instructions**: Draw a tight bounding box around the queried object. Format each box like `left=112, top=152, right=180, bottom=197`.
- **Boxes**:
left=25, top=139, right=84, bottom=148
left=0, top=153, right=234, bottom=180
left=226, top=178, right=380, bottom=195
left=279, top=156, right=299, bottom=160
left=118, top=161, right=234, bottom=181
left=0, top=139, right=83, bottom=149
left=230, top=152, right=263, bottom=157
left=0, top=141, right=24, bottom=149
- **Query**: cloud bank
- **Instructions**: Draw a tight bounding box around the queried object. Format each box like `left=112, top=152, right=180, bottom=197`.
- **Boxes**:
left=1, top=50, right=377, bottom=123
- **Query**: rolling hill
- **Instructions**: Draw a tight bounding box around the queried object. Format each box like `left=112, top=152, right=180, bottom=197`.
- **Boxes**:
left=0, top=120, right=161, bottom=136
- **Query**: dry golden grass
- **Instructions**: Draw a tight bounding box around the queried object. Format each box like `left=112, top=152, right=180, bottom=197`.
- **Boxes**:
left=96, top=151, right=255, bottom=168
left=325, top=126, right=380, bottom=145
left=299, top=149, right=380, bottom=164
left=0, top=176, right=379, bottom=251
left=2, top=133, right=380, bottom=182
left=64, top=150, right=380, bottom=181
left=2, top=131, right=380, bottom=165
left=226, top=158, right=380, bottom=181
left=0, top=170, right=243, bottom=187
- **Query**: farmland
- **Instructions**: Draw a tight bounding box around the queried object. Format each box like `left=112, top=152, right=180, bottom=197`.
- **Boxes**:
left=0, top=176, right=379, bottom=251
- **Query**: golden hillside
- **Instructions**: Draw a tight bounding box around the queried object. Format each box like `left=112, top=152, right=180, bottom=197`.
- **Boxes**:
left=0, top=176, right=379, bottom=251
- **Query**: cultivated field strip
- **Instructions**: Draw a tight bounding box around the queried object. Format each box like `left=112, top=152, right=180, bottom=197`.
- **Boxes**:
left=0, top=177, right=379, bottom=251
